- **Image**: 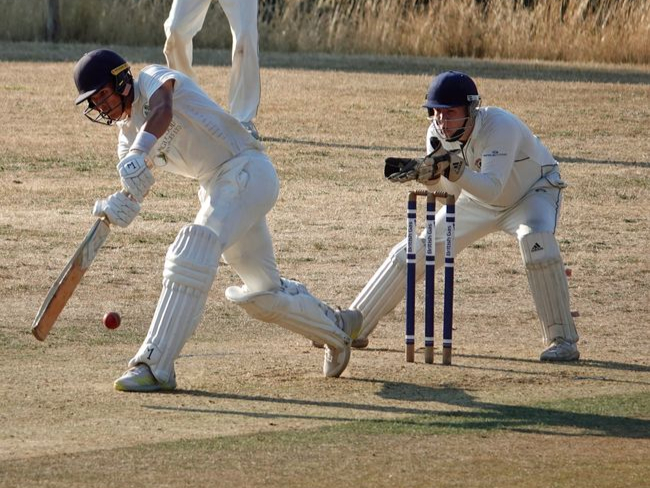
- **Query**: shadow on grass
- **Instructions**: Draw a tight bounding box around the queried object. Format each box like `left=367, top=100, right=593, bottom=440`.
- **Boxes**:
left=143, top=383, right=649, bottom=439
left=455, top=353, right=650, bottom=374
left=262, top=136, right=650, bottom=168
left=558, top=156, right=650, bottom=169
left=2, top=42, right=649, bottom=86
left=263, top=135, right=420, bottom=153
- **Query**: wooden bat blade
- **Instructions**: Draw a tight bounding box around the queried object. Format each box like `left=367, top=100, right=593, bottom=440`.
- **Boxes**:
left=31, top=219, right=111, bottom=341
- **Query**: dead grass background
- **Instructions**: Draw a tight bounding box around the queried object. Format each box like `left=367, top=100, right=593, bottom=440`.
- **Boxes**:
left=1, top=0, right=650, bottom=64
left=0, top=43, right=648, bottom=487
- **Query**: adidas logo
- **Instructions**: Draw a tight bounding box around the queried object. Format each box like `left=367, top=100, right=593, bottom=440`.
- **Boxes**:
left=531, top=242, right=543, bottom=252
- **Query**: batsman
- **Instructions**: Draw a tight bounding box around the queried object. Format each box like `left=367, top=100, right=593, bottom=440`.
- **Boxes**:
left=73, top=49, right=362, bottom=391
left=346, top=70, right=580, bottom=361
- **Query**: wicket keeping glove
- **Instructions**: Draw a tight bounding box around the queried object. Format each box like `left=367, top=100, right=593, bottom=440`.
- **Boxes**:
left=385, top=139, right=455, bottom=184
left=93, top=191, right=140, bottom=228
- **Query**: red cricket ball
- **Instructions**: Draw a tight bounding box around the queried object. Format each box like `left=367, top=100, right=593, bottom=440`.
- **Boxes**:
left=103, top=311, right=121, bottom=329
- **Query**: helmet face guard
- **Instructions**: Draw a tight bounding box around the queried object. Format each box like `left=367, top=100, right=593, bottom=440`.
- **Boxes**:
left=423, top=71, right=481, bottom=142
left=82, top=89, right=126, bottom=125
left=73, top=49, right=133, bottom=125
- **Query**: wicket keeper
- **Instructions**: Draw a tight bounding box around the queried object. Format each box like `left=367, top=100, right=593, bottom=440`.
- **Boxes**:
left=347, top=71, right=580, bottom=361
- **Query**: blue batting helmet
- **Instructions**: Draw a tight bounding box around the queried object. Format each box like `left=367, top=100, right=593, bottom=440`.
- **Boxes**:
left=423, top=71, right=479, bottom=109
left=73, top=49, right=132, bottom=105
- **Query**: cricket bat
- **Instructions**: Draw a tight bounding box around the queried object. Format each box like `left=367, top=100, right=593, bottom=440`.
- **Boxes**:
left=31, top=218, right=111, bottom=341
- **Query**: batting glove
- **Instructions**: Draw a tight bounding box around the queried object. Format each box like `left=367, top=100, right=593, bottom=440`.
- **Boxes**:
left=117, top=152, right=154, bottom=203
left=93, top=191, right=141, bottom=228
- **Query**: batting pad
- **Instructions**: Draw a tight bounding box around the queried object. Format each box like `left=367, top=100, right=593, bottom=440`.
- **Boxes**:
left=351, top=236, right=425, bottom=339
left=225, top=278, right=350, bottom=350
left=129, top=224, right=221, bottom=383
left=519, top=232, right=578, bottom=345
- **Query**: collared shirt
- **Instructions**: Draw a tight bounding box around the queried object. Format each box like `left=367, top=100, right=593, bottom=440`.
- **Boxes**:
left=117, top=65, right=263, bottom=181
left=426, top=106, right=558, bottom=208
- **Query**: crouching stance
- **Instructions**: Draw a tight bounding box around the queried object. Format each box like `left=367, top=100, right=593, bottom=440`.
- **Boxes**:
left=72, top=49, right=361, bottom=391
left=348, top=71, right=579, bottom=361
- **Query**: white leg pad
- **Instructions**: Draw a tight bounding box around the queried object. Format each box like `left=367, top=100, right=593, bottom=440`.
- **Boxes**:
left=129, top=225, right=221, bottom=383
left=519, top=232, right=579, bottom=345
left=350, top=236, right=425, bottom=339
left=225, top=278, right=350, bottom=349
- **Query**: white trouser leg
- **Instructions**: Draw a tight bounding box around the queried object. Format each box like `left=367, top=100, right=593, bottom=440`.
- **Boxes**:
left=219, top=0, right=260, bottom=122
left=163, top=0, right=212, bottom=79
left=225, top=279, right=350, bottom=349
left=222, top=219, right=280, bottom=293
left=519, top=232, right=579, bottom=345
left=129, top=224, right=221, bottom=383
left=195, top=150, right=281, bottom=293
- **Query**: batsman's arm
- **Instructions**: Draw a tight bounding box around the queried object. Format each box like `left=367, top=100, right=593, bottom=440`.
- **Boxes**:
left=31, top=81, right=173, bottom=341
left=31, top=162, right=155, bottom=341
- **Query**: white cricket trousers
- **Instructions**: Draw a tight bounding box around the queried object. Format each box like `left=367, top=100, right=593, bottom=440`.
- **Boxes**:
left=163, top=0, right=261, bottom=122
left=434, top=175, right=563, bottom=253
left=195, top=149, right=281, bottom=293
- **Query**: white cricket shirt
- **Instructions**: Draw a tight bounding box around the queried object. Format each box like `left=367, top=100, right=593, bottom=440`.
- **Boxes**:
left=427, top=106, right=558, bottom=208
left=117, top=65, right=263, bottom=181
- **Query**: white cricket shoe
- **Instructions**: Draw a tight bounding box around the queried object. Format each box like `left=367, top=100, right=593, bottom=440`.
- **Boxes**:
left=540, top=338, right=580, bottom=362
left=323, top=309, right=363, bottom=378
left=241, top=121, right=261, bottom=140
left=114, top=364, right=176, bottom=392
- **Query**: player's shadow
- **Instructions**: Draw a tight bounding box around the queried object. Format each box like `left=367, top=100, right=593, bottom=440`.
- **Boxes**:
left=456, top=353, right=650, bottom=374
left=365, top=378, right=650, bottom=439
left=357, top=350, right=650, bottom=387
left=144, top=379, right=649, bottom=440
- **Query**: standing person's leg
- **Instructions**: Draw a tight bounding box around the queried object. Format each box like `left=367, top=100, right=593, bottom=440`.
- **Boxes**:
left=501, top=180, right=579, bottom=361
left=349, top=194, right=499, bottom=346
left=163, top=0, right=212, bottom=80
left=218, top=0, right=261, bottom=126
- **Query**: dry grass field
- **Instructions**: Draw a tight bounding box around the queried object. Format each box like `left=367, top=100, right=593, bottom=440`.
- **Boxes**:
left=0, top=43, right=648, bottom=487
left=4, top=0, right=650, bottom=64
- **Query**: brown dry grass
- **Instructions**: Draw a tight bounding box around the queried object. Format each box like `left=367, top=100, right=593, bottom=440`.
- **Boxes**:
left=1, top=0, right=650, bottom=63
left=0, top=43, right=649, bottom=487
left=269, top=0, right=650, bottom=64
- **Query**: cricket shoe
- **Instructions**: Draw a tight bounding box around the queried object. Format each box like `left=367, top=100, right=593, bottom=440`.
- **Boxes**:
left=323, top=309, right=363, bottom=378
left=540, top=338, right=580, bottom=362
left=114, top=364, right=176, bottom=392
left=241, top=121, right=261, bottom=140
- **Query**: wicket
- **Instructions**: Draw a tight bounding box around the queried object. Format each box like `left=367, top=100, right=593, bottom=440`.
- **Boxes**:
left=405, top=190, right=456, bottom=365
